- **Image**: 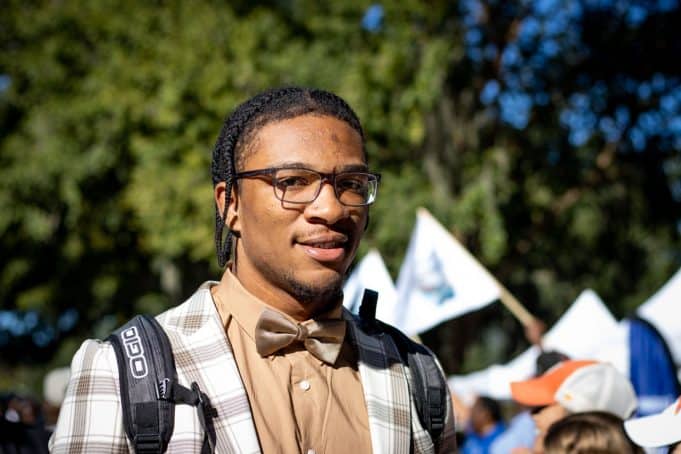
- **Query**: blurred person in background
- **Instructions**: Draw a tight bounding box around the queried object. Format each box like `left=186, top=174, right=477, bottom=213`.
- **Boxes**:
left=543, top=411, right=643, bottom=454
left=489, top=350, right=570, bottom=454
left=510, top=360, right=637, bottom=454
left=461, top=396, right=505, bottom=454
left=1, top=393, right=49, bottom=454
left=625, top=395, right=681, bottom=454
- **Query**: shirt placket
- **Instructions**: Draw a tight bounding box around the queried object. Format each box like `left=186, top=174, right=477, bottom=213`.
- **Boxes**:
left=289, top=349, right=327, bottom=454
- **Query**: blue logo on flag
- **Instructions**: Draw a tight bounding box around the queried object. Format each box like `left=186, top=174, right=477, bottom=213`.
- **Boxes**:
left=416, top=251, right=455, bottom=306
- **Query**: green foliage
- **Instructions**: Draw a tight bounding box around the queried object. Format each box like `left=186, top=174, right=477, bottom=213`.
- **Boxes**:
left=1, top=0, right=679, bottom=392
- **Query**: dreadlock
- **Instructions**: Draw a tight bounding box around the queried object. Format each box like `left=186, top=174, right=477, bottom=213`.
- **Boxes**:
left=211, top=87, right=366, bottom=267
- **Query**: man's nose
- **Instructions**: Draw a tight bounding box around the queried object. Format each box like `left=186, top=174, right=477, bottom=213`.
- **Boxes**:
left=304, top=181, right=347, bottom=224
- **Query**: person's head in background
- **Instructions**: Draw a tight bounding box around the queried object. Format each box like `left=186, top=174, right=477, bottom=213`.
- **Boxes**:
left=510, top=360, right=637, bottom=454
left=625, top=395, right=681, bottom=454
left=535, top=350, right=570, bottom=376
left=4, top=394, right=41, bottom=426
left=543, top=411, right=643, bottom=454
left=470, top=396, right=503, bottom=435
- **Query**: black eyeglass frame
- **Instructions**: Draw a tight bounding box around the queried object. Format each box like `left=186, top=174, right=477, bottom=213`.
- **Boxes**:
left=234, top=166, right=381, bottom=207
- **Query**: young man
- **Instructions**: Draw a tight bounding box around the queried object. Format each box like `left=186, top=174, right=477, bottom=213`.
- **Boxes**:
left=50, top=87, right=456, bottom=453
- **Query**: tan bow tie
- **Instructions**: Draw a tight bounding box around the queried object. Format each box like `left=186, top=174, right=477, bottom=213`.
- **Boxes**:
left=254, top=308, right=347, bottom=365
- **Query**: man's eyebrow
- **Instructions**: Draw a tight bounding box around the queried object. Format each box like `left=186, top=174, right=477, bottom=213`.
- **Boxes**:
left=270, top=162, right=370, bottom=172
left=337, top=163, right=369, bottom=172
left=269, top=162, right=311, bottom=169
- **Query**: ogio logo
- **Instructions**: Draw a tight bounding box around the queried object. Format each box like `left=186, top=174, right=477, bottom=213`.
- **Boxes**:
left=121, top=327, right=148, bottom=379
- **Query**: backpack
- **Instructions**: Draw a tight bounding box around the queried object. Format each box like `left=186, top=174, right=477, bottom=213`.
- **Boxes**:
left=108, top=289, right=447, bottom=453
left=107, top=315, right=214, bottom=454
left=357, top=289, right=448, bottom=449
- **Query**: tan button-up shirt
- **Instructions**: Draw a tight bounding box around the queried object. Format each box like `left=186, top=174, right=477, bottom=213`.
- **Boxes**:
left=212, top=271, right=372, bottom=454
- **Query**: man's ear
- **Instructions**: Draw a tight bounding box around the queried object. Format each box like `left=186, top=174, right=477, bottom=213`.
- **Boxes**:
left=215, top=182, right=241, bottom=233
left=227, top=185, right=241, bottom=233
left=214, top=182, right=227, bottom=218
left=364, top=213, right=370, bottom=231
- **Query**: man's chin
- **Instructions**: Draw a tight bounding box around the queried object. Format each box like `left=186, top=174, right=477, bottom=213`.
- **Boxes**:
left=284, top=272, right=345, bottom=309
left=295, top=286, right=343, bottom=310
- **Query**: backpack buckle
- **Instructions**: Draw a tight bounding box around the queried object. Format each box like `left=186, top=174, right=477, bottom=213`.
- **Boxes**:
left=157, top=378, right=172, bottom=400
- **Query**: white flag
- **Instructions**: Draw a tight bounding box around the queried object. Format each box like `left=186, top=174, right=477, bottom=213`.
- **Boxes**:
left=394, top=208, right=501, bottom=335
left=343, top=249, right=398, bottom=325
left=637, top=267, right=681, bottom=363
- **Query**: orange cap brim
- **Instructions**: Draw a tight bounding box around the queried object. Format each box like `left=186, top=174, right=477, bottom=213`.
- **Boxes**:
left=510, top=360, right=597, bottom=406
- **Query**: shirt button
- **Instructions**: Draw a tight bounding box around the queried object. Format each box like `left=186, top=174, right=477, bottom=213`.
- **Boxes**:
left=299, top=379, right=311, bottom=391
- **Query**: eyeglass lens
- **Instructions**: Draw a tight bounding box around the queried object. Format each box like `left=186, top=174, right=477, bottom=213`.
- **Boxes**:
left=272, top=168, right=377, bottom=206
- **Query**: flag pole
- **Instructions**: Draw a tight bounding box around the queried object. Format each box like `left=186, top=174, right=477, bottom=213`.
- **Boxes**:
left=497, top=287, right=536, bottom=327
left=418, top=208, right=537, bottom=327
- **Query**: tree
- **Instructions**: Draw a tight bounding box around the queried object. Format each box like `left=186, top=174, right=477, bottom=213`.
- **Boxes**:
left=416, top=0, right=681, bottom=370
left=1, top=0, right=679, bottom=391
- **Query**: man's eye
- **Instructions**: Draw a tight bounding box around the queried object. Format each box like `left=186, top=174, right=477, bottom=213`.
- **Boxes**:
left=337, top=177, right=367, bottom=192
left=276, top=176, right=310, bottom=189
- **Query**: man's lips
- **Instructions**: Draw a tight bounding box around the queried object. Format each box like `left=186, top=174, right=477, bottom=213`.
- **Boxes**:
left=296, top=234, right=349, bottom=262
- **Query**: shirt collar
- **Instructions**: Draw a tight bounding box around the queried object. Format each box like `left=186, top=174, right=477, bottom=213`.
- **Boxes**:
left=212, top=269, right=343, bottom=343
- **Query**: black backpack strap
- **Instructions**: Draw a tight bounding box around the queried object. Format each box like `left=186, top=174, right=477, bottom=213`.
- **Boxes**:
left=358, top=290, right=447, bottom=447
left=108, top=315, right=176, bottom=453
left=108, top=315, right=215, bottom=453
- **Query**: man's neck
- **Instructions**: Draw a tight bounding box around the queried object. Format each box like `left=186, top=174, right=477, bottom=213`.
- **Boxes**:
left=218, top=268, right=342, bottom=321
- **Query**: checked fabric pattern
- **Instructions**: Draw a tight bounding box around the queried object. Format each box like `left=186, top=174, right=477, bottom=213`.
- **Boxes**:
left=50, top=282, right=456, bottom=453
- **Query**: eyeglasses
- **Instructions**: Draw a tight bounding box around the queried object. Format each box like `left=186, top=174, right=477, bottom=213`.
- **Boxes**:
left=235, top=166, right=381, bottom=206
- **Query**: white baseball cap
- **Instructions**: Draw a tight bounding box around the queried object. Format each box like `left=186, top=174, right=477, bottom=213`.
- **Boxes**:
left=555, top=362, right=638, bottom=419
left=624, top=396, right=681, bottom=447
left=511, top=360, right=638, bottom=420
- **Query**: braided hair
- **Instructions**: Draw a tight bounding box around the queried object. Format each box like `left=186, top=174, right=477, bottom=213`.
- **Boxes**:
left=211, top=87, right=365, bottom=267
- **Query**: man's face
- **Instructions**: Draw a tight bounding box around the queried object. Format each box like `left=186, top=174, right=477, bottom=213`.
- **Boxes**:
left=531, top=403, right=568, bottom=453
left=223, top=114, right=369, bottom=318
